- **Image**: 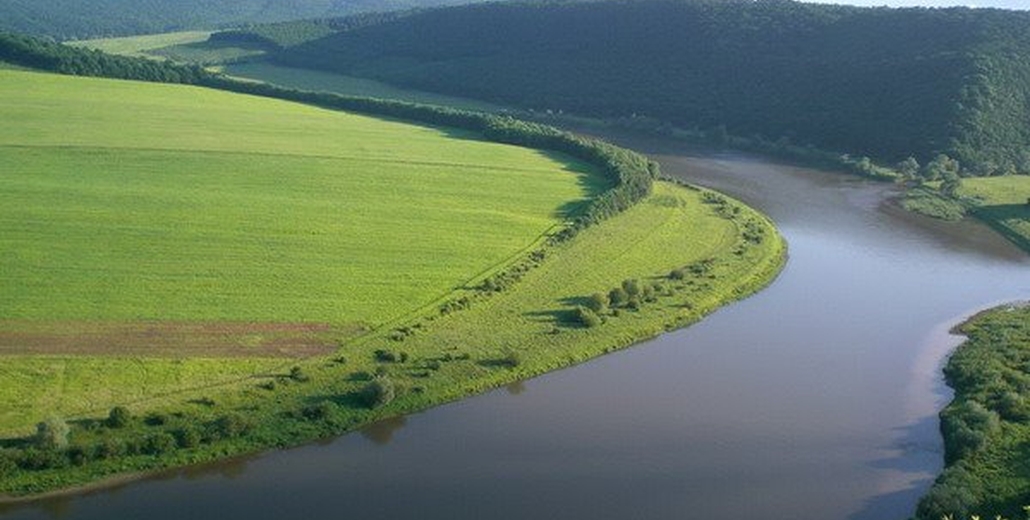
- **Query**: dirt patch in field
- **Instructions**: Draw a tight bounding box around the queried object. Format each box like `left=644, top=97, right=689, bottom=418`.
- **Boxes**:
left=0, top=321, right=365, bottom=358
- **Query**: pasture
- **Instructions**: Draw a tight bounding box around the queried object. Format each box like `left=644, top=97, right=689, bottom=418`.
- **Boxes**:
left=0, top=69, right=599, bottom=432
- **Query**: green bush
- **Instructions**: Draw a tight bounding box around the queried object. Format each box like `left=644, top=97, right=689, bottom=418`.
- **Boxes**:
left=362, top=377, right=396, bottom=409
left=211, top=413, right=251, bottom=439
left=289, top=366, right=309, bottom=382
left=34, top=416, right=69, bottom=450
left=608, top=287, right=629, bottom=307
left=143, top=432, right=178, bottom=455
left=302, top=401, right=337, bottom=421
left=586, top=292, right=608, bottom=313
left=575, top=306, right=603, bottom=328
left=175, top=425, right=202, bottom=448
left=106, top=406, right=132, bottom=428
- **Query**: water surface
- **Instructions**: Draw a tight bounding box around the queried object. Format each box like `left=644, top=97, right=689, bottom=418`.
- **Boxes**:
left=4, top=138, right=1028, bottom=520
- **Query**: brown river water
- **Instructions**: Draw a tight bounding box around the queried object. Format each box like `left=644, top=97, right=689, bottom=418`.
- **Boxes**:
left=3, top=134, right=1028, bottom=520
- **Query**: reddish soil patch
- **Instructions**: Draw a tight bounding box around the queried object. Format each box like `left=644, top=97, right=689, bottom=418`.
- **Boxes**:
left=0, top=321, right=365, bottom=358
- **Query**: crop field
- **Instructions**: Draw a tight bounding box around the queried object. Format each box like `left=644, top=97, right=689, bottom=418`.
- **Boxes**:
left=0, top=69, right=601, bottom=433
left=959, top=176, right=1030, bottom=252
left=66, top=31, right=212, bottom=58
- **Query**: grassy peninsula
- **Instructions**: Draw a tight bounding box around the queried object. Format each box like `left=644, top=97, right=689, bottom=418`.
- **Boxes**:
left=0, top=66, right=784, bottom=496
left=916, top=304, right=1030, bottom=520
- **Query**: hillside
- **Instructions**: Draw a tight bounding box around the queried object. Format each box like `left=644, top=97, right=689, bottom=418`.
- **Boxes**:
left=270, top=0, right=1030, bottom=176
left=0, top=0, right=469, bottom=40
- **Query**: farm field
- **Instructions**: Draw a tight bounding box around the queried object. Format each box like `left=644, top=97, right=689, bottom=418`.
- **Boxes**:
left=959, top=176, right=1030, bottom=253
left=66, top=31, right=212, bottom=58
left=0, top=68, right=601, bottom=434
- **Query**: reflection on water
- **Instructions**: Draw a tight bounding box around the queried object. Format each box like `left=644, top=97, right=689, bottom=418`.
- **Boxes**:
left=4, top=135, right=1028, bottom=520
left=359, top=416, right=408, bottom=446
left=505, top=381, right=527, bottom=396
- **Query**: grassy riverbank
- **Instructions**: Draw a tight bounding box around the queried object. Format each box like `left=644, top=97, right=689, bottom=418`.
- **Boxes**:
left=901, top=177, right=1030, bottom=254
left=0, top=66, right=784, bottom=497
left=916, top=304, right=1030, bottom=520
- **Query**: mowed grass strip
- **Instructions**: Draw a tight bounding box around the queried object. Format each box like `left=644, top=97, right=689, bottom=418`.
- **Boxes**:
left=0, top=70, right=602, bottom=326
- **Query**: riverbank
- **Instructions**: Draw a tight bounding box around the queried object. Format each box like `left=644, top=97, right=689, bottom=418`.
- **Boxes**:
left=915, top=303, right=1030, bottom=520
left=0, top=180, right=785, bottom=499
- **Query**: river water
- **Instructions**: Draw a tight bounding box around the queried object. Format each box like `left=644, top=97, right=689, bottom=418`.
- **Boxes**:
left=4, top=137, right=1028, bottom=520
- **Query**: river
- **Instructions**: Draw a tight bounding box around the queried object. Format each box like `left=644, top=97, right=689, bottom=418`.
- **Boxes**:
left=3, top=135, right=1028, bottom=520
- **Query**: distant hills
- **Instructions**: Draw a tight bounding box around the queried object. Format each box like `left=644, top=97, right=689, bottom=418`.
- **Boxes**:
left=0, top=0, right=473, bottom=40
left=266, top=0, right=1030, bottom=175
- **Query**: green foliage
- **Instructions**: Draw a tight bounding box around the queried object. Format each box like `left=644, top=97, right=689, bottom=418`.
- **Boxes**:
left=361, top=377, right=395, bottom=409
left=608, top=287, right=629, bottom=307
left=34, top=417, right=69, bottom=450
left=273, top=0, right=1030, bottom=174
left=289, top=366, right=309, bottom=383
left=142, top=432, right=177, bottom=455
left=211, top=414, right=251, bottom=439
left=575, top=306, right=602, bottom=328
left=586, top=292, right=608, bottom=313
left=916, top=305, right=1030, bottom=519
left=106, top=406, right=132, bottom=429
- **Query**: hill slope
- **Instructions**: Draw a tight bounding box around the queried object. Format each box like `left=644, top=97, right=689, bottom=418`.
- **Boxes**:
left=272, top=0, right=1030, bottom=175
left=0, top=0, right=469, bottom=40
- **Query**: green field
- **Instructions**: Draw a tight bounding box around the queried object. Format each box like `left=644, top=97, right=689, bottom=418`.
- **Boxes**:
left=916, top=304, right=1030, bottom=520
left=0, top=68, right=783, bottom=496
left=959, top=176, right=1030, bottom=252
left=0, top=69, right=599, bottom=433
left=67, top=31, right=212, bottom=58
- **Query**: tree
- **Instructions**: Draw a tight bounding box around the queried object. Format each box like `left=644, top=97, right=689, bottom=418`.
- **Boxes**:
left=362, top=377, right=395, bottom=409
left=622, top=279, right=641, bottom=298
left=922, top=154, right=960, bottom=182
left=897, top=156, right=920, bottom=179
left=35, top=417, right=69, bottom=450
left=575, top=306, right=603, bottom=327
left=586, top=292, right=608, bottom=313
left=608, top=287, right=629, bottom=307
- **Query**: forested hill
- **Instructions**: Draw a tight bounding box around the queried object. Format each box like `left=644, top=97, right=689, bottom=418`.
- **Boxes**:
left=271, top=0, right=1030, bottom=175
left=0, top=0, right=474, bottom=40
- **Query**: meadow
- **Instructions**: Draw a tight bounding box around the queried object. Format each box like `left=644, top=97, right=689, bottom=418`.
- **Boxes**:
left=0, top=69, right=600, bottom=434
left=66, top=31, right=212, bottom=58
left=0, top=67, right=784, bottom=495
left=959, top=176, right=1030, bottom=253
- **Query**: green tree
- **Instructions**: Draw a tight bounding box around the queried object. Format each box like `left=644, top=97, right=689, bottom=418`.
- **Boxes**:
left=897, top=156, right=920, bottom=179
left=586, top=292, right=609, bottom=313
left=106, top=406, right=132, bottom=428
left=35, top=416, right=69, bottom=450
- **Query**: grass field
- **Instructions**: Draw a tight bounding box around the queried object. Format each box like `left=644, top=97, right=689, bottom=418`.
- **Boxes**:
left=66, top=31, right=212, bottom=58
left=959, top=176, right=1030, bottom=253
left=0, top=68, right=784, bottom=496
left=0, top=68, right=600, bottom=433
left=224, top=63, right=507, bottom=112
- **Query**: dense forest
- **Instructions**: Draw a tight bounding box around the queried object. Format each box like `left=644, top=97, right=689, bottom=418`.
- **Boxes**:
left=0, top=0, right=468, bottom=40
left=267, top=0, right=1030, bottom=176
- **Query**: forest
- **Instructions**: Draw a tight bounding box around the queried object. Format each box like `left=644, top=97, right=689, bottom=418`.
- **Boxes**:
left=262, top=0, right=1030, bottom=176
left=0, top=0, right=468, bottom=40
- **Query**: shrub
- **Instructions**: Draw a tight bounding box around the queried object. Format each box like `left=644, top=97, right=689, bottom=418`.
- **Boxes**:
left=362, top=377, right=396, bottom=409
left=669, top=267, right=687, bottom=280
left=35, top=417, right=69, bottom=450
left=211, top=413, right=251, bottom=439
left=575, top=306, right=603, bottom=328
left=622, top=279, right=641, bottom=297
left=106, top=406, right=132, bottom=428
left=499, top=351, right=522, bottom=368
left=175, top=425, right=202, bottom=448
left=586, top=292, right=609, bottom=313
left=302, top=401, right=337, bottom=421
left=18, top=447, right=67, bottom=470
left=143, top=432, right=178, bottom=455
left=608, top=287, right=629, bottom=307
left=95, top=438, right=127, bottom=459
left=289, top=366, right=309, bottom=382
left=0, top=450, right=17, bottom=477
left=144, top=412, right=167, bottom=426
left=67, top=445, right=90, bottom=466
